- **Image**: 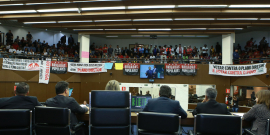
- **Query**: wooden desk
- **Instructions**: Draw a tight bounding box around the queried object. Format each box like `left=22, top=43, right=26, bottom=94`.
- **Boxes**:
left=76, top=111, right=252, bottom=127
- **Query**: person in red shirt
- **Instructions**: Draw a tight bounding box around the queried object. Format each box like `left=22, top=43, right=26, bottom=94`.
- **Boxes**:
left=245, top=38, right=254, bottom=50
left=103, top=44, right=108, bottom=54
left=187, top=46, right=192, bottom=55
left=119, top=54, right=124, bottom=59
left=253, top=49, right=260, bottom=56
left=12, top=42, right=19, bottom=50
left=125, top=53, right=129, bottom=58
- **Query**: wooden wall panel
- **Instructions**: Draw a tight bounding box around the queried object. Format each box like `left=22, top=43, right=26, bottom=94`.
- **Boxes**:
left=0, top=83, right=7, bottom=98
left=46, top=83, right=57, bottom=101
left=69, top=82, right=81, bottom=102
left=27, top=83, right=47, bottom=102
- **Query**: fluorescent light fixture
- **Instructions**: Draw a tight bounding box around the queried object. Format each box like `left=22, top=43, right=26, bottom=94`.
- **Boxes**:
left=26, top=3, right=53, bottom=5
left=94, top=19, right=131, bottom=22
left=196, top=35, right=209, bottom=37
left=144, top=35, right=150, bottom=37
left=73, top=29, right=103, bottom=31
left=138, top=28, right=171, bottom=31
left=259, top=18, right=270, bottom=20
left=173, top=28, right=206, bottom=30
left=157, top=35, right=169, bottom=37
left=133, top=19, right=172, bottom=21
left=128, top=5, right=175, bottom=9
left=106, top=36, right=118, bottom=37
left=0, top=10, right=37, bottom=14
left=82, top=6, right=125, bottom=11
left=170, top=35, right=182, bottom=37
left=174, top=18, right=215, bottom=20
left=177, top=5, right=227, bottom=8
left=105, top=29, right=136, bottom=30
left=0, top=4, right=24, bottom=6
left=208, top=28, right=243, bottom=30
left=23, top=21, right=56, bottom=24
left=37, top=8, right=78, bottom=12
left=58, top=20, right=93, bottom=23
left=183, top=35, right=196, bottom=37
left=131, top=35, right=143, bottom=37
left=229, top=5, right=270, bottom=8
left=217, top=18, right=258, bottom=20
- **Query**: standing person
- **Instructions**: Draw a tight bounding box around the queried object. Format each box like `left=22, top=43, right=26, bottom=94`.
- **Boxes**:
left=202, top=44, right=208, bottom=56
left=232, top=96, right=239, bottom=112
left=115, top=45, right=121, bottom=55
left=143, top=85, right=187, bottom=118
left=26, top=31, right=33, bottom=43
left=149, top=45, right=153, bottom=55
left=133, top=45, right=139, bottom=56
left=60, top=35, right=66, bottom=45
left=216, top=42, right=221, bottom=54
left=103, top=44, right=108, bottom=55
left=108, top=44, right=113, bottom=56
left=153, top=45, right=159, bottom=56
left=176, top=44, right=183, bottom=58
left=6, top=30, right=13, bottom=45
left=45, top=81, right=88, bottom=135
left=233, top=49, right=240, bottom=64
left=243, top=90, right=270, bottom=135
left=174, top=45, right=178, bottom=56
left=139, top=46, right=144, bottom=57
left=68, top=35, right=74, bottom=46
left=144, top=46, right=149, bottom=56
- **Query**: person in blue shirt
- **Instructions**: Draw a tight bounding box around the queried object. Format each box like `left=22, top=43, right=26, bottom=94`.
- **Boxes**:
left=145, top=66, right=154, bottom=79
left=233, top=49, right=240, bottom=64
left=139, top=47, right=144, bottom=57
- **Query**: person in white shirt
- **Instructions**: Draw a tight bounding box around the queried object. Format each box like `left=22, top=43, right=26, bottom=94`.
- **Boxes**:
left=202, top=44, right=208, bottom=56
left=43, top=49, right=48, bottom=56
left=170, top=45, right=174, bottom=56
left=9, top=46, right=16, bottom=53
left=16, top=47, right=23, bottom=54
left=176, top=44, right=183, bottom=58
left=150, top=54, right=155, bottom=59
left=5, top=44, right=10, bottom=49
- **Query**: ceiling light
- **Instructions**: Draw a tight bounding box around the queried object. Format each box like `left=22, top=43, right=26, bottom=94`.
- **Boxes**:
left=105, top=29, right=136, bottom=30
left=82, top=6, right=125, bottom=11
left=0, top=10, right=37, bottom=14
left=217, top=18, right=258, bottom=20
left=138, top=28, right=171, bottom=31
left=58, top=20, right=93, bottom=23
left=208, top=28, right=243, bottom=30
left=173, top=28, right=207, bottom=30
left=229, top=5, right=270, bottom=8
left=157, top=35, right=169, bottom=37
left=23, top=21, right=56, bottom=24
left=133, top=19, right=172, bottom=21
left=174, top=18, right=215, bottom=20
left=177, top=5, right=227, bottom=8
left=260, top=18, right=270, bottom=20
left=106, top=36, right=118, bottom=37
left=73, top=29, right=103, bottom=31
left=94, top=19, right=131, bottom=22
left=183, top=35, right=196, bottom=37
left=128, top=5, right=175, bottom=9
left=196, top=35, right=209, bottom=37
left=45, top=29, right=47, bottom=31
left=37, top=8, right=78, bottom=12
left=170, top=35, right=182, bottom=37
left=60, top=31, right=61, bottom=32
left=144, top=35, right=150, bottom=37
left=131, top=35, right=143, bottom=37
left=0, top=4, right=24, bottom=6
left=26, top=3, right=53, bottom=5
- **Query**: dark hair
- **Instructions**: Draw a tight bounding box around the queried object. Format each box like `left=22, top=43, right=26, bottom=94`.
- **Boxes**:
left=159, top=85, right=171, bottom=98
left=16, top=82, right=29, bottom=95
left=55, top=81, right=69, bottom=94
left=206, top=88, right=217, bottom=100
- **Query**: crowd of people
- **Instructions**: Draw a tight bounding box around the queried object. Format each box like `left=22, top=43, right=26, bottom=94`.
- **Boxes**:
left=233, top=37, right=270, bottom=64
left=0, top=30, right=80, bottom=62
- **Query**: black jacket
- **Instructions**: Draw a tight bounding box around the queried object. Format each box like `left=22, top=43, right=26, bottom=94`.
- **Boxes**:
left=45, top=95, right=88, bottom=129
left=192, top=99, right=231, bottom=116
left=143, top=97, right=187, bottom=119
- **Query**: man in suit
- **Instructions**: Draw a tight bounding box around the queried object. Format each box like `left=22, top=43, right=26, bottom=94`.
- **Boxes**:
left=192, top=88, right=231, bottom=116
left=143, top=85, right=187, bottom=119
left=145, top=66, right=154, bottom=79
left=145, top=91, right=151, bottom=97
left=45, top=81, right=88, bottom=135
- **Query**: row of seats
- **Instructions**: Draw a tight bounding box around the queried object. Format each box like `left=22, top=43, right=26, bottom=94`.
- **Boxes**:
left=0, top=91, right=269, bottom=135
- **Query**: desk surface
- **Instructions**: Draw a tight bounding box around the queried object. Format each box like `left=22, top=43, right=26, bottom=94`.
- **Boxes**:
left=76, top=111, right=251, bottom=127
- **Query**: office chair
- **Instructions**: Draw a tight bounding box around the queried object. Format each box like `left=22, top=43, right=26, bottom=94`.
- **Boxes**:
left=244, top=119, right=269, bottom=135
left=189, top=114, right=242, bottom=135
left=137, top=112, right=181, bottom=135
left=89, top=90, right=131, bottom=135
left=0, top=109, right=32, bottom=135
left=35, top=106, right=71, bottom=135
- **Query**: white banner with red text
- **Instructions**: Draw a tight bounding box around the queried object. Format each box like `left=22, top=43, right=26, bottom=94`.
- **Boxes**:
left=67, top=62, right=107, bottom=73
left=39, top=60, right=51, bottom=84
left=209, top=63, right=267, bottom=76
left=2, top=58, right=41, bottom=71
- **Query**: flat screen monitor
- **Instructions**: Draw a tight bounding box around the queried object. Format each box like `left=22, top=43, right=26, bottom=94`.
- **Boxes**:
left=131, top=96, right=152, bottom=109
left=140, top=64, right=164, bottom=79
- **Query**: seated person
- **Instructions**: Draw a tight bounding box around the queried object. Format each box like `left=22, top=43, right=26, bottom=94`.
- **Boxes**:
left=105, top=80, right=120, bottom=91
left=45, top=81, right=88, bottom=135
left=143, top=85, right=187, bottom=119
left=192, top=88, right=231, bottom=116
left=243, top=90, right=270, bottom=135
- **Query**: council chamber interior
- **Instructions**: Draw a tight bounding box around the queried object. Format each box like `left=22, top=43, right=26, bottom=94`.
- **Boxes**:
left=0, top=0, right=270, bottom=135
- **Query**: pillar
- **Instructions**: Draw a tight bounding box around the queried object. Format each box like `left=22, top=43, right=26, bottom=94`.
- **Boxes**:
left=79, top=34, right=90, bottom=63
left=222, top=33, right=235, bottom=64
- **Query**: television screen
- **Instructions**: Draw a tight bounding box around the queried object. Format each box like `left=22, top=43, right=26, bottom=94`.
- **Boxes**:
left=140, top=64, right=164, bottom=79
left=131, top=96, right=152, bottom=109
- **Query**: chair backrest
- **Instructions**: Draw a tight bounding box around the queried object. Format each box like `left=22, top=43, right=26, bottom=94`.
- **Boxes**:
left=195, top=114, right=242, bottom=135
left=267, top=119, right=270, bottom=135
left=35, top=106, right=71, bottom=135
left=90, top=90, right=130, bottom=135
left=137, top=112, right=180, bottom=133
left=0, top=109, right=32, bottom=135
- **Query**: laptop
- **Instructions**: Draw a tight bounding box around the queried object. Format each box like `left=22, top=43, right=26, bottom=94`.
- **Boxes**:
left=131, top=96, right=152, bottom=112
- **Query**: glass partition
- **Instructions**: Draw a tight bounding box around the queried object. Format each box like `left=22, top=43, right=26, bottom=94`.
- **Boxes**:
left=188, top=84, right=216, bottom=103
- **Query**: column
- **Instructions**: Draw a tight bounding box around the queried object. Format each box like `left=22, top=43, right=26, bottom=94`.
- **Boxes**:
left=79, top=34, right=90, bottom=63
left=222, top=33, right=235, bottom=64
